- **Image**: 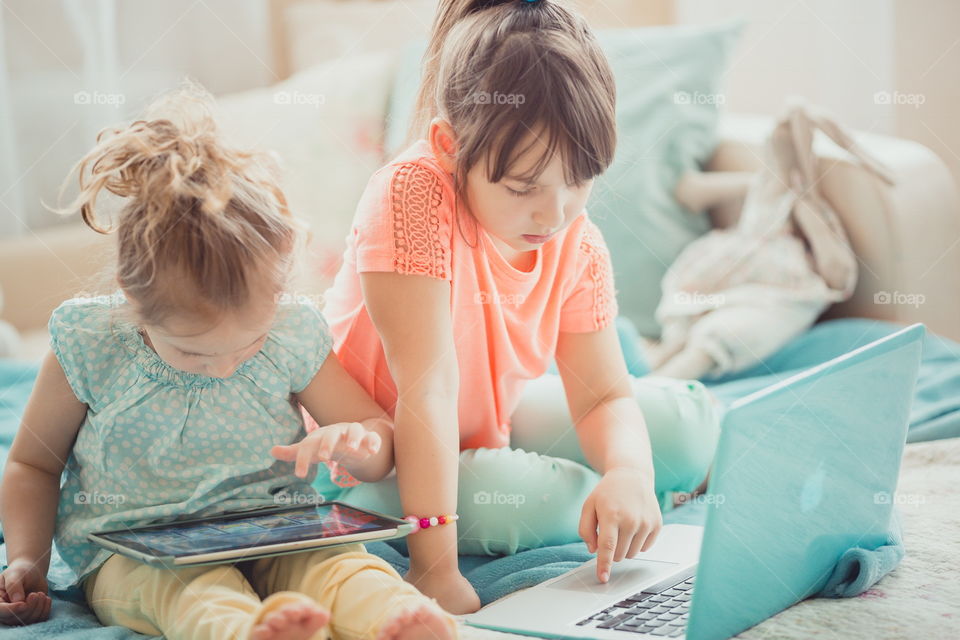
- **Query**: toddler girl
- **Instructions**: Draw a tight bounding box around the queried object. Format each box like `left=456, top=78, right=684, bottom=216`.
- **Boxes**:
left=0, top=87, right=456, bottom=640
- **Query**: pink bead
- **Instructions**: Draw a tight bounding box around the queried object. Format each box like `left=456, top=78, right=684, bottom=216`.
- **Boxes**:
left=419, top=518, right=431, bottom=530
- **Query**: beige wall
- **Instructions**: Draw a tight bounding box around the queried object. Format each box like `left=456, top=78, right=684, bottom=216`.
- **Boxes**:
left=893, top=0, right=960, bottom=192
left=675, top=0, right=960, bottom=189
left=272, top=0, right=674, bottom=78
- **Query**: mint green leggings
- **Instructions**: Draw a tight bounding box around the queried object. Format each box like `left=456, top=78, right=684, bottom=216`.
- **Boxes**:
left=337, top=374, right=721, bottom=556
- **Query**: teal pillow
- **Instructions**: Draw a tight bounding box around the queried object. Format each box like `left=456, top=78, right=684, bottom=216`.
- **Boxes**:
left=383, top=22, right=743, bottom=337
left=384, top=40, right=428, bottom=158
left=590, top=23, right=742, bottom=337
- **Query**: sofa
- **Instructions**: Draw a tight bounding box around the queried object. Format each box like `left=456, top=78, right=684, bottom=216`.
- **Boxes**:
left=1, top=107, right=958, bottom=361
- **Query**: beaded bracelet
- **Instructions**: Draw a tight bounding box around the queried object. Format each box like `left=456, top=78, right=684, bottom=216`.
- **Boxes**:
left=404, top=513, right=459, bottom=532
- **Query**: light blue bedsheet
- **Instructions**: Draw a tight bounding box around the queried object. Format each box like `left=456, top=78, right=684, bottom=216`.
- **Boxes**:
left=1, top=318, right=958, bottom=637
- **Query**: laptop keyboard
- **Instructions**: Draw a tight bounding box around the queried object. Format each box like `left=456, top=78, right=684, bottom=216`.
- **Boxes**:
left=575, top=569, right=696, bottom=637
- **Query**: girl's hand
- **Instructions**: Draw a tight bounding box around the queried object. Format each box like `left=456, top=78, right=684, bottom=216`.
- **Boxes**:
left=0, top=558, right=51, bottom=626
left=270, top=422, right=382, bottom=478
left=579, top=467, right=663, bottom=583
left=405, top=565, right=481, bottom=615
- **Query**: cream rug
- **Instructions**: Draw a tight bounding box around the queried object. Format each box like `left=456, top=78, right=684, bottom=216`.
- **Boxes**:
left=457, top=437, right=960, bottom=639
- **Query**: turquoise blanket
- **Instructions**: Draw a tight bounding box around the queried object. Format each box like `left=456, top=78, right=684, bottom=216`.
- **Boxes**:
left=1, top=318, right=958, bottom=636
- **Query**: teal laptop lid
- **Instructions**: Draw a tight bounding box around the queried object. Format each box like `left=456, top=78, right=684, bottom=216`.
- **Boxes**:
left=686, top=323, right=925, bottom=640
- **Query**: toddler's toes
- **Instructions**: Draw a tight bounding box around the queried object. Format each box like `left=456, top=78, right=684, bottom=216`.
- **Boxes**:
left=250, top=600, right=329, bottom=640
left=376, top=600, right=457, bottom=640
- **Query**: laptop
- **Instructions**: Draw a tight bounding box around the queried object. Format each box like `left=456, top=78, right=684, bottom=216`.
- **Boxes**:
left=465, top=323, right=925, bottom=640
left=89, top=501, right=414, bottom=568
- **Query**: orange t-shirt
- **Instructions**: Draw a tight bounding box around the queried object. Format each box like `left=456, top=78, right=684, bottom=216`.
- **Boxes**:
left=323, top=140, right=618, bottom=450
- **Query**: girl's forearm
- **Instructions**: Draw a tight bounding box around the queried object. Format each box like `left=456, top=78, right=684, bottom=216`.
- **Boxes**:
left=0, top=461, right=60, bottom=573
left=394, top=391, right=461, bottom=575
left=576, top=396, right=655, bottom=481
left=339, top=416, right=395, bottom=482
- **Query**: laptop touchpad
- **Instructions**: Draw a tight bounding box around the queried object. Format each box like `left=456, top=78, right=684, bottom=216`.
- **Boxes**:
left=547, top=559, right=679, bottom=594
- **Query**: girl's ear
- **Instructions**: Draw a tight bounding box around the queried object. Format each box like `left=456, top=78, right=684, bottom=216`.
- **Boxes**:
left=428, top=117, right=458, bottom=173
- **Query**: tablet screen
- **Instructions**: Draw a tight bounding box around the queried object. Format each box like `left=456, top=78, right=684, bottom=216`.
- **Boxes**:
left=93, top=503, right=399, bottom=559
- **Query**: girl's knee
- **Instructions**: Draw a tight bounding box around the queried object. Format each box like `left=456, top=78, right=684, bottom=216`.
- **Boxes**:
left=633, top=376, right=721, bottom=495
left=85, top=556, right=253, bottom=635
left=302, top=549, right=409, bottom=604
left=86, top=553, right=188, bottom=600
left=459, top=447, right=598, bottom=507
left=307, top=548, right=400, bottom=581
left=457, top=447, right=599, bottom=555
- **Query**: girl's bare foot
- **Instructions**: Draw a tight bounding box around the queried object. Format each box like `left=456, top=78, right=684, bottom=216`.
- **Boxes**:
left=250, top=601, right=329, bottom=640
left=376, top=601, right=457, bottom=640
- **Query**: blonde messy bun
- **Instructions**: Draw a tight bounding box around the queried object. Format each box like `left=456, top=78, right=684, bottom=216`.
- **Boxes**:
left=57, top=82, right=300, bottom=326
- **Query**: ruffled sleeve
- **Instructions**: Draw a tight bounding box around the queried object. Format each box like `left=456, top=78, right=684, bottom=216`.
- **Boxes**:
left=559, top=217, right=619, bottom=333
left=47, top=298, right=117, bottom=408
left=267, top=298, right=335, bottom=393
left=352, top=161, right=455, bottom=281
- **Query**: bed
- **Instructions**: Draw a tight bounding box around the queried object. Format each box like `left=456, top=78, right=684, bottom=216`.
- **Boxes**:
left=1, top=318, right=960, bottom=637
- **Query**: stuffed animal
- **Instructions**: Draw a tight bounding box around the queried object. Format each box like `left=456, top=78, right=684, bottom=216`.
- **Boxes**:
left=646, top=101, right=895, bottom=379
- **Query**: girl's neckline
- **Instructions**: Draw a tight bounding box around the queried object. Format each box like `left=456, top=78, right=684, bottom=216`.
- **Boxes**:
left=114, top=317, right=254, bottom=389
left=132, top=326, right=245, bottom=388
left=479, top=227, right=543, bottom=280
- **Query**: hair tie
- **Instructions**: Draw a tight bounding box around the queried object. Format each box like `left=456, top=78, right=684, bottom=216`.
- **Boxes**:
left=521, top=0, right=543, bottom=4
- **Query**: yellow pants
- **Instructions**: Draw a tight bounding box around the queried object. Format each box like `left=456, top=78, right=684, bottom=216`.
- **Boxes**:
left=81, top=543, right=456, bottom=640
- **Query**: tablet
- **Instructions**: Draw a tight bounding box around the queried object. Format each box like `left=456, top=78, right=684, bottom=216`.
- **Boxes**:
left=88, top=501, right=413, bottom=568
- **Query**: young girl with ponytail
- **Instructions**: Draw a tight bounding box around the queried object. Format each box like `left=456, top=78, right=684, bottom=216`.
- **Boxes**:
left=322, top=0, right=721, bottom=615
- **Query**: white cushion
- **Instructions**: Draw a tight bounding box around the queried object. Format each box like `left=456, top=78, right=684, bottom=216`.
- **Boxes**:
left=217, top=51, right=398, bottom=295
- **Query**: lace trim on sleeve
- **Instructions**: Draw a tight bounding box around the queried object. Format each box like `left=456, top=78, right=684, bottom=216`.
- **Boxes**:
left=580, top=221, right=617, bottom=330
left=389, top=163, right=450, bottom=279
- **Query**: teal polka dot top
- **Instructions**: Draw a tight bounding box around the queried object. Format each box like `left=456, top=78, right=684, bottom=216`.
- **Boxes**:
left=48, top=293, right=344, bottom=585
